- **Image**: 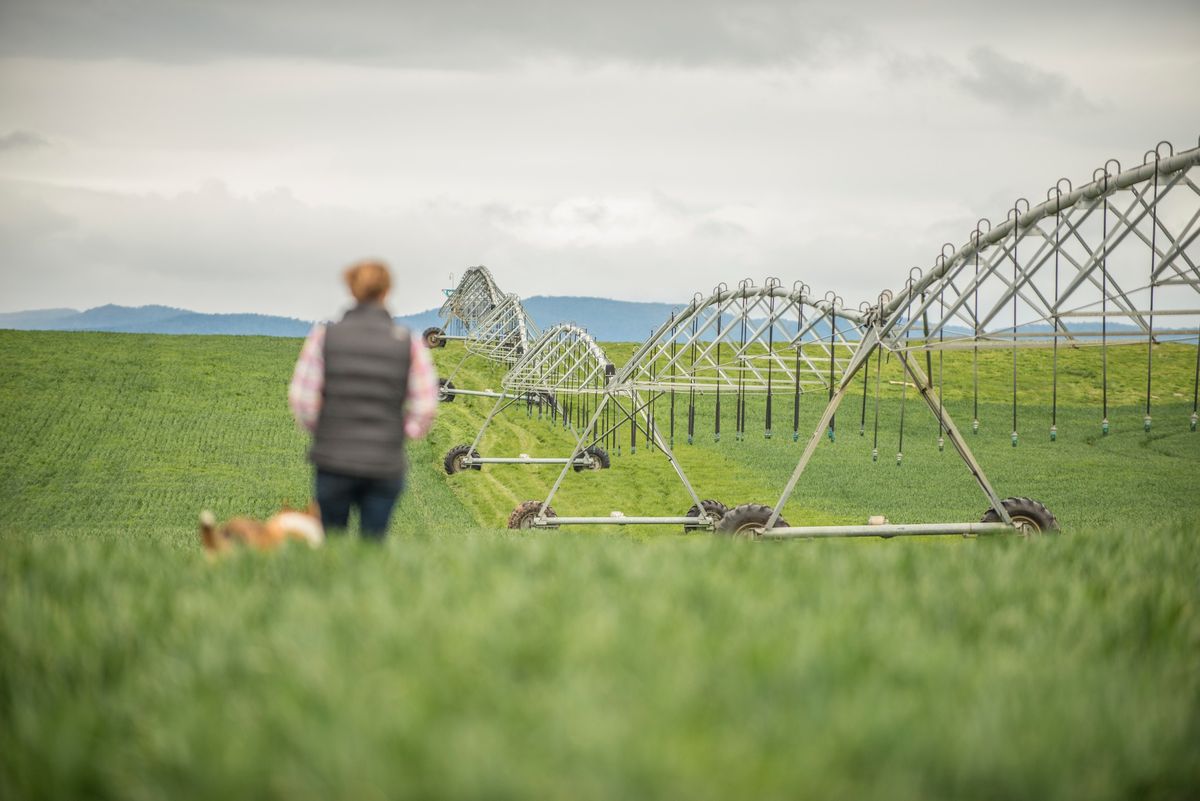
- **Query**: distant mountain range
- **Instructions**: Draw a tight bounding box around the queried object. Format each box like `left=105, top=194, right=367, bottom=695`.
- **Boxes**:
left=0, top=305, right=316, bottom=337
left=0, top=297, right=688, bottom=343
left=1, top=299, right=1159, bottom=343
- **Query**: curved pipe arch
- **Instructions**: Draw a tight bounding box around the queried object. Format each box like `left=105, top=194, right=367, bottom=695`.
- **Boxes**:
left=502, top=323, right=614, bottom=395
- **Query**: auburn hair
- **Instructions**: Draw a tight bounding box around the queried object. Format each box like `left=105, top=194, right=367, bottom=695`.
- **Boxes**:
left=343, top=259, right=391, bottom=303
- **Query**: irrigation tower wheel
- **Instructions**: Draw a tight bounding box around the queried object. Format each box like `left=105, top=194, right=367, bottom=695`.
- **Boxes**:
left=423, top=327, right=447, bottom=348
left=443, top=444, right=482, bottom=474
left=508, top=501, right=558, bottom=530
left=980, top=497, right=1060, bottom=535
left=717, top=504, right=790, bottom=538
left=572, top=445, right=611, bottom=472
left=683, top=499, right=729, bottom=533
left=437, top=378, right=455, bottom=402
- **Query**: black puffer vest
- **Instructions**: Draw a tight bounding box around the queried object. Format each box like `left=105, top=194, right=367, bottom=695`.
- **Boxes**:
left=309, top=304, right=412, bottom=479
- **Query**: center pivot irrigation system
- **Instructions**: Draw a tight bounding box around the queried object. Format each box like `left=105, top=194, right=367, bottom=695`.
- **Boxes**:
left=446, top=323, right=617, bottom=477
left=434, top=139, right=1200, bottom=539
left=423, top=268, right=541, bottom=403
left=425, top=265, right=503, bottom=347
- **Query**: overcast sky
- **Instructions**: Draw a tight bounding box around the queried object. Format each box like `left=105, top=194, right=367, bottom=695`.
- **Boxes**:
left=1, top=0, right=1197, bottom=321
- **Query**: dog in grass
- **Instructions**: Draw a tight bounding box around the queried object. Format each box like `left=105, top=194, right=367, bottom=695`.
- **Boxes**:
left=199, top=503, right=324, bottom=554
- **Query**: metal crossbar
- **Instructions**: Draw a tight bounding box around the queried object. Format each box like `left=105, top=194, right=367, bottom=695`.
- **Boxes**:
left=502, top=324, right=614, bottom=395
left=439, top=265, right=503, bottom=332
left=615, top=279, right=866, bottom=393
left=464, top=294, right=539, bottom=365
left=444, top=322, right=620, bottom=475
left=877, top=146, right=1200, bottom=351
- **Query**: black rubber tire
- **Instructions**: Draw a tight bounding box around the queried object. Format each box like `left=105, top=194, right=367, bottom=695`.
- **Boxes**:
left=437, top=378, right=456, bottom=402
left=716, top=503, right=790, bottom=538
left=980, top=497, right=1060, bottom=535
left=507, top=500, right=558, bottom=530
left=683, top=499, right=729, bottom=533
left=443, top=444, right=481, bottom=474
left=572, top=445, right=611, bottom=472
left=423, top=327, right=447, bottom=349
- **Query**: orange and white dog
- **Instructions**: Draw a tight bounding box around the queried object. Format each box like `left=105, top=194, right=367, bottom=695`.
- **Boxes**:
left=199, top=503, right=324, bottom=554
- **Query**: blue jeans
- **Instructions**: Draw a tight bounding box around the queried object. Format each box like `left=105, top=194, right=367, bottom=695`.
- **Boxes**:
left=315, top=469, right=404, bottom=540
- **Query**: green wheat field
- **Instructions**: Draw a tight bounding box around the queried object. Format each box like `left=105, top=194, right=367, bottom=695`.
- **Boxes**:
left=2, top=329, right=1199, bottom=800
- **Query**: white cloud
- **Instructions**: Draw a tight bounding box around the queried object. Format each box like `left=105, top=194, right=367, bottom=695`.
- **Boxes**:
left=0, top=2, right=1196, bottom=319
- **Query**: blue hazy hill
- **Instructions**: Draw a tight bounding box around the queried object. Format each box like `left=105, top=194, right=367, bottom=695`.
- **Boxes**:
left=391, top=296, right=683, bottom=342
left=0, top=299, right=1156, bottom=343
left=0, top=297, right=687, bottom=342
left=0, top=304, right=314, bottom=337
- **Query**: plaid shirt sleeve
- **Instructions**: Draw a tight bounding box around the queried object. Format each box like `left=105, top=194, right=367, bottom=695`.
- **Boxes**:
left=288, top=324, right=325, bottom=432
left=404, top=332, right=439, bottom=439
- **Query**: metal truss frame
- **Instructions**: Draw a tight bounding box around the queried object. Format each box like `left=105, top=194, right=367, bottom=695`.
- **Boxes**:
left=513, top=139, right=1200, bottom=538
left=454, top=324, right=620, bottom=470
left=880, top=144, right=1200, bottom=351
left=760, top=141, right=1200, bottom=536
left=463, top=294, right=539, bottom=365
left=438, top=265, right=503, bottom=337
left=517, top=283, right=870, bottom=529
left=617, top=278, right=864, bottom=395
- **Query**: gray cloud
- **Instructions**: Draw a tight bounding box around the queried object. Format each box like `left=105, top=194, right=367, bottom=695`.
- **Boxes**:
left=0, top=1, right=1195, bottom=319
left=959, top=47, right=1097, bottom=112
left=0, top=1, right=862, bottom=68
left=0, top=129, right=50, bottom=151
left=0, top=178, right=924, bottom=318
left=2, top=0, right=1195, bottom=69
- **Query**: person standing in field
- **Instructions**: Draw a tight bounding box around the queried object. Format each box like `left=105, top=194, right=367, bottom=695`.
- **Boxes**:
left=288, top=259, right=438, bottom=539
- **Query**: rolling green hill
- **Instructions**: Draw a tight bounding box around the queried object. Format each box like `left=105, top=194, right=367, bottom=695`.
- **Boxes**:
left=2, top=330, right=1199, bottom=800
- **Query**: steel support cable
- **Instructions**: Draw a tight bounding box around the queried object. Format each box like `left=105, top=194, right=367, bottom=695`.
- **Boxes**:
left=859, top=338, right=870, bottom=437
left=648, top=337, right=657, bottom=453
left=918, top=275, right=939, bottom=449
left=1010, top=200, right=1026, bottom=448
left=1145, top=150, right=1161, bottom=432
left=921, top=289, right=933, bottom=397
left=688, top=312, right=698, bottom=444
left=938, top=267, right=946, bottom=452
left=973, top=221, right=987, bottom=434
left=1098, top=163, right=1117, bottom=435
left=584, top=389, right=592, bottom=448
left=550, top=351, right=560, bottom=423
left=736, top=287, right=749, bottom=441
left=606, top=387, right=614, bottom=454
left=1051, top=181, right=1067, bottom=441
left=714, top=301, right=723, bottom=442
left=897, top=282, right=912, bottom=465
left=562, top=361, right=569, bottom=428
left=669, top=313, right=678, bottom=448
left=1193, top=327, right=1200, bottom=431
left=1099, top=160, right=1118, bottom=431
left=793, top=294, right=804, bottom=442
left=630, top=388, right=637, bottom=453
left=766, top=291, right=776, bottom=439
left=828, top=306, right=838, bottom=442
left=871, top=341, right=883, bottom=462
left=605, top=388, right=612, bottom=453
